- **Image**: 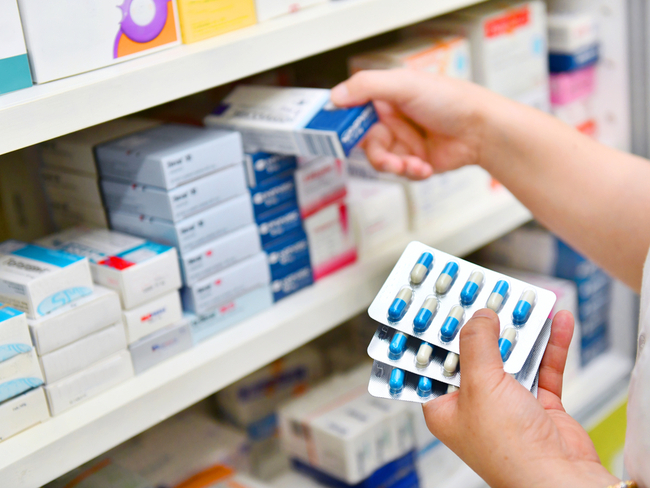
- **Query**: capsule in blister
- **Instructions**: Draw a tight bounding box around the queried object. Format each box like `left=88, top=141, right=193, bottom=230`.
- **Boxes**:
left=512, top=289, right=536, bottom=325
left=388, top=332, right=408, bottom=360
left=415, top=342, right=434, bottom=369
left=435, top=261, right=459, bottom=295
left=499, top=328, right=518, bottom=362
left=410, top=252, right=434, bottom=285
left=447, top=385, right=459, bottom=394
left=487, top=280, right=510, bottom=312
left=417, top=376, right=433, bottom=397
left=440, top=305, right=464, bottom=342
left=389, top=368, right=405, bottom=395
left=443, top=351, right=459, bottom=377
left=413, top=296, right=439, bottom=333
left=460, top=270, right=484, bottom=306
left=388, top=287, right=413, bottom=321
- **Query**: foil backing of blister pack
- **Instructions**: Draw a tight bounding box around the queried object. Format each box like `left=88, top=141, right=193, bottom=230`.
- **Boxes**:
left=367, top=241, right=557, bottom=374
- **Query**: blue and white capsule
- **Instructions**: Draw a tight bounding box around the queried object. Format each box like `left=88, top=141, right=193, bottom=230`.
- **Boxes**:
left=415, top=342, right=434, bottom=369
left=389, top=368, right=405, bottom=395
left=498, top=328, right=518, bottom=362
left=447, top=385, right=459, bottom=394
left=512, top=289, right=536, bottom=325
left=417, top=376, right=433, bottom=397
left=460, top=270, right=484, bottom=306
left=388, top=287, right=413, bottom=321
left=443, top=351, right=459, bottom=377
left=413, top=296, right=439, bottom=333
left=435, top=262, right=459, bottom=294
left=388, top=332, right=408, bottom=360
left=410, top=252, right=434, bottom=285
left=487, top=280, right=510, bottom=312
left=440, top=305, right=464, bottom=342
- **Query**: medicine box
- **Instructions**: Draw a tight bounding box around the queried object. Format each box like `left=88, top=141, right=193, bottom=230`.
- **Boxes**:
left=176, top=0, right=256, bottom=44
left=38, top=228, right=181, bottom=310
left=129, top=319, right=191, bottom=374
left=250, top=173, right=298, bottom=219
left=101, top=164, right=247, bottom=221
left=109, top=193, right=255, bottom=254
left=271, top=265, right=313, bottom=302
left=39, top=321, right=127, bottom=384
left=182, top=252, right=270, bottom=315
left=0, top=305, right=32, bottom=357
left=349, top=35, right=471, bottom=80
left=0, top=387, right=49, bottom=442
left=41, top=118, right=161, bottom=175
left=547, top=12, right=598, bottom=54
left=0, top=349, right=44, bottom=403
left=186, top=285, right=273, bottom=344
left=50, top=201, right=109, bottom=229
left=264, top=230, right=310, bottom=280
left=41, top=167, right=104, bottom=207
left=28, top=285, right=122, bottom=356
left=121, top=290, right=183, bottom=344
left=95, top=124, right=243, bottom=190
left=0, top=241, right=94, bottom=319
left=180, top=224, right=261, bottom=286
left=16, top=0, right=181, bottom=83
left=245, top=152, right=297, bottom=188
left=257, top=203, right=304, bottom=247
left=205, top=86, right=378, bottom=158
left=45, top=350, right=134, bottom=415
left=254, top=0, right=325, bottom=22
left=0, top=0, right=33, bottom=95
left=295, top=156, right=347, bottom=218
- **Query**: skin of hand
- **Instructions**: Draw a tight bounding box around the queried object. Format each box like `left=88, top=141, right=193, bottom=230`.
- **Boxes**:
left=423, top=309, right=620, bottom=488
left=331, top=70, right=650, bottom=291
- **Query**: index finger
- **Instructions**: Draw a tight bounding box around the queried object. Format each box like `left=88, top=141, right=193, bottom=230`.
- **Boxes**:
left=331, top=69, right=424, bottom=107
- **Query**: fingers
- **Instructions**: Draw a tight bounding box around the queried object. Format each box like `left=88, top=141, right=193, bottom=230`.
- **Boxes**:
left=458, top=309, right=505, bottom=391
left=374, top=101, right=428, bottom=161
left=537, top=310, right=575, bottom=409
left=331, top=69, right=422, bottom=107
left=422, top=392, right=457, bottom=440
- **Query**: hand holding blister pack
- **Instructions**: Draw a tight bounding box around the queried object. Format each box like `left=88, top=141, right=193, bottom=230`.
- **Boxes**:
left=366, top=241, right=556, bottom=403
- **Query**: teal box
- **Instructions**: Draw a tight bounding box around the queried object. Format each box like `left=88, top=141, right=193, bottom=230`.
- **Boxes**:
left=0, top=54, right=32, bottom=95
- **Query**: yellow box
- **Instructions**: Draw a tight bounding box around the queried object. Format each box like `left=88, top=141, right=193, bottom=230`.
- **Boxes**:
left=177, top=0, right=256, bottom=44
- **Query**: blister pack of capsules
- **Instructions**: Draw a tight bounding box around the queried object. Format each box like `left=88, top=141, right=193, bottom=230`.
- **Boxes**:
left=366, top=241, right=556, bottom=404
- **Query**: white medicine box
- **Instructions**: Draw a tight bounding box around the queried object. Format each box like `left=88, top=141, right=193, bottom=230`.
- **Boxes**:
left=0, top=0, right=33, bottom=95
left=16, top=0, right=181, bottom=83
left=255, top=0, right=326, bottom=22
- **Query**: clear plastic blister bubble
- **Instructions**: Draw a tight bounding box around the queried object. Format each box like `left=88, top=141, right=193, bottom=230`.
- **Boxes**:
left=367, top=241, right=556, bottom=375
left=368, top=361, right=449, bottom=404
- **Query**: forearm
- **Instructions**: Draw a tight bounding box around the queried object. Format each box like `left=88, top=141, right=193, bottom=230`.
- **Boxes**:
left=478, top=96, right=650, bottom=291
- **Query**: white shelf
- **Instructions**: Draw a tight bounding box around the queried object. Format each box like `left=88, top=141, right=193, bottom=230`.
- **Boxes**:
left=0, top=190, right=529, bottom=488
left=0, top=0, right=486, bottom=157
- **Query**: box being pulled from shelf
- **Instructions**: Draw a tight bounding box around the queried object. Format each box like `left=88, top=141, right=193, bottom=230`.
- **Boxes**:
left=245, top=152, right=297, bottom=188
left=109, top=193, right=255, bottom=255
left=129, top=318, right=192, bottom=374
left=121, top=290, right=183, bottom=344
left=38, top=228, right=181, bottom=310
left=205, top=86, right=378, bottom=158
left=16, top=0, right=181, bottom=83
left=101, top=163, right=247, bottom=221
left=45, top=349, right=134, bottom=416
left=27, top=285, right=122, bottom=356
left=95, top=124, right=243, bottom=190
left=0, top=0, right=33, bottom=95
left=176, top=0, right=256, bottom=44
left=0, top=240, right=94, bottom=319
left=0, top=348, right=44, bottom=403
left=0, top=386, right=49, bottom=442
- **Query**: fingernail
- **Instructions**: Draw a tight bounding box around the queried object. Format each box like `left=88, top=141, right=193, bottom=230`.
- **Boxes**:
left=472, top=309, right=497, bottom=320
left=331, top=83, right=349, bottom=104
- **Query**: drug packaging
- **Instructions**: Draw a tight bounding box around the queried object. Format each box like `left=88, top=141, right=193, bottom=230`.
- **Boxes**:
left=264, top=230, right=310, bottom=280
left=0, top=240, right=94, bottom=319
left=101, top=163, right=247, bottom=221
left=41, top=118, right=161, bottom=175
left=180, top=224, right=261, bottom=286
left=38, top=228, right=181, bottom=310
left=27, top=285, right=121, bottom=355
left=129, top=319, right=192, bottom=374
left=41, top=167, right=104, bottom=207
left=550, top=65, right=596, bottom=105
left=205, top=86, right=378, bottom=158
left=0, top=386, right=49, bottom=441
left=50, top=201, right=109, bottom=229
left=121, top=289, right=183, bottom=343
left=17, top=0, right=181, bottom=83
left=547, top=12, right=598, bottom=54
left=254, top=0, right=325, bottom=22
left=256, top=203, right=304, bottom=247
left=250, top=172, right=298, bottom=219
left=177, top=0, right=256, bottom=43
left=187, top=285, right=273, bottom=343
left=245, top=152, right=297, bottom=188
left=0, top=349, right=43, bottom=403
left=0, top=0, right=32, bottom=95
left=45, top=350, right=134, bottom=415
left=367, top=241, right=556, bottom=375
left=95, top=124, right=243, bottom=189
left=39, top=321, right=127, bottom=383
left=271, top=264, right=313, bottom=302
left=109, top=193, right=255, bottom=254
left=181, top=252, right=270, bottom=315
left=295, top=156, right=347, bottom=218
left=0, top=304, right=32, bottom=359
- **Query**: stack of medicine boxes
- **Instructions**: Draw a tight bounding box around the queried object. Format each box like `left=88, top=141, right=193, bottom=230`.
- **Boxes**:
left=246, top=151, right=314, bottom=301
left=95, top=124, right=273, bottom=344
left=37, top=227, right=184, bottom=377
left=39, top=118, right=160, bottom=230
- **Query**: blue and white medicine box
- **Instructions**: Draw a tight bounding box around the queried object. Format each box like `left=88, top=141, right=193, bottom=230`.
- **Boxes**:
left=264, top=230, right=311, bottom=280
left=271, top=265, right=313, bottom=302
left=0, top=305, right=32, bottom=361
left=245, top=152, right=298, bottom=188
left=0, top=241, right=94, bottom=319
left=256, top=203, right=304, bottom=247
left=548, top=12, right=599, bottom=73
left=129, top=320, right=192, bottom=375
left=205, top=86, right=378, bottom=158
left=0, top=347, right=43, bottom=404
left=0, top=0, right=32, bottom=95
left=549, top=44, right=598, bottom=73
left=250, top=172, right=298, bottom=219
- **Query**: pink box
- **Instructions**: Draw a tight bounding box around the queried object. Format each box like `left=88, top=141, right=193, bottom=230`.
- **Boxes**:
left=550, top=65, right=596, bottom=106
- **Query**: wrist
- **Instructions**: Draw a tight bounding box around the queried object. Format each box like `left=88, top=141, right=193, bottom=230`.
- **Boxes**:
left=536, top=460, right=620, bottom=488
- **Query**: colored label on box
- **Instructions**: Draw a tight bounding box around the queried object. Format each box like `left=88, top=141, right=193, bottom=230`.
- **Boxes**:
left=0, top=54, right=32, bottom=95
left=257, top=203, right=304, bottom=246
left=177, top=0, right=256, bottom=44
left=549, top=44, right=599, bottom=73
left=245, top=152, right=298, bottom=188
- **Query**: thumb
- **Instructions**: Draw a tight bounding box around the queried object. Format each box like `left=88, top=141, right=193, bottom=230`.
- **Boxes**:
left=331, top=69, right=421, bottom=108
left=458, top=309, right=505, bottom=392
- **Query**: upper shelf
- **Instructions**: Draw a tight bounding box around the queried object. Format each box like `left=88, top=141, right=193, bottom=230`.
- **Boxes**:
left=0, top=0, right=485, bottom=157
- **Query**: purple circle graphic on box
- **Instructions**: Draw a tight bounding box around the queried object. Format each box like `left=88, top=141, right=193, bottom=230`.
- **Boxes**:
left=118, top=0, right=170, bottom=43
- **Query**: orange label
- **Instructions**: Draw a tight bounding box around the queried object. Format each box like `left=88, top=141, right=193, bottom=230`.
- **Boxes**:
left=116, top=2, right=178, bottom=58
left=484, top=6, right=530, bottom=38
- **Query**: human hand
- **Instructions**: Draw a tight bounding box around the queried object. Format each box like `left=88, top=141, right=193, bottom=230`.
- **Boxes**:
left=331, top=69, right=499, bottom=180
left=423, top=309, right=620, bottom=488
